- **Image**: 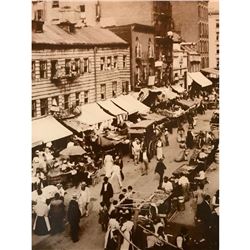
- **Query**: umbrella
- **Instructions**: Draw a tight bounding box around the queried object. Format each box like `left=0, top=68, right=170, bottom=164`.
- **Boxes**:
left=60, top=145, right=86, bottom=156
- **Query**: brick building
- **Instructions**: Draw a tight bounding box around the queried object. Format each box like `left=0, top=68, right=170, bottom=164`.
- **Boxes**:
left=171, top=0, right=209, bottom=69
left=108, top=23, right=155, bottom=90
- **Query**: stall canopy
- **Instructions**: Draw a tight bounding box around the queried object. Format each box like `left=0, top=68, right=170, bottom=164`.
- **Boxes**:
left=142, top=113, right=166, bottom=123
left=32, top=116, right=72, bottom=147
left=125, top=94, right=150, bottom=114
left=76, top=102, right=114, bottom=125
left=187, top=72, right=213, bottom=88
left=112, top=95, right=150, bottom=115
left=160, top=87, right=179, bottom=100
left=63, top=119, right=92, bottom=133
left=171, top=84, right=186, bottom=94
left=201, top=68, right=219, bottom=77
left=97, top=99, right=127, bottom=117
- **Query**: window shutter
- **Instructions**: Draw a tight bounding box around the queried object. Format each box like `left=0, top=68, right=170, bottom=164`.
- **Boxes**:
left=88, top=58, right=91, bottom=73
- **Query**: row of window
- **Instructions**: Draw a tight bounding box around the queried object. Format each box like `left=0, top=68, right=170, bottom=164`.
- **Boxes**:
left=32, top=81, right=129, bottom=118
left=199, top=40, right=209, bottom=54
left=32, top=91, right=88, bottom=118
left=201, top=57, right=209, bottom=68
left=135, top=38, right=155, bottom=59
left=32, top=55, right=127, bottom=80
left=199, top=22, right=209, bottom=38
left=198, top=5, right=208, bottom=20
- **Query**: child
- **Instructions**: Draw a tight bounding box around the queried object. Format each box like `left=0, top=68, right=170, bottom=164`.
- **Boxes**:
left=98, top=202, right=109, bottom=232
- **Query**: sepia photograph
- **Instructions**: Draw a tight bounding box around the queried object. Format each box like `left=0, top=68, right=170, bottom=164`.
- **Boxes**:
left=31, top=0, right=219, bottom=249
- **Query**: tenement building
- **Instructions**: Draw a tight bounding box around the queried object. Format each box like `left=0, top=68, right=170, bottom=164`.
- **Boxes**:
left=171, top=0, right=209, bottom=69
left=32, top=20, right=130, bottom=119
left=208, top=4, right=219, bottom=69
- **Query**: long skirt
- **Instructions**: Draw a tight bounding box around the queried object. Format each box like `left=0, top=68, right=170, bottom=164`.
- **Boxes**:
left=120, top=231, right=131, bottom=250
left=156, top=147, right=163, bottom=160
left=110, top=174, right=122, bottom=194
left=33, top=216, right=51, bottom=235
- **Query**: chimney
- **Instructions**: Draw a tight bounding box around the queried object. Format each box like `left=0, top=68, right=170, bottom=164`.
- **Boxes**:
left=32, top=20, right=44, bottom=33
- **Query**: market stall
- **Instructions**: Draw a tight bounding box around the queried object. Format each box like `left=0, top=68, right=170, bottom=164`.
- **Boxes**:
left=76, top=102, right=114, bottom=130
left=97, top=99, right=128, bottom=124
left=32, top=116, right=73, bottom=149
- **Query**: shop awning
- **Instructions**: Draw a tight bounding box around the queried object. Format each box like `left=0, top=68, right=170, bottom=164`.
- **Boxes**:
left=63, top=119, right=92, bottom=133
left=188, top=72, right=213, bottom=88
left=160, top=87, right=179, bottom=100
left=112, top=95, right=138, bottom=115
left=112, top=95, right=150, bottom=115
left=32, top=116, right=72, bottom=146
left=142, top=113, right=166, bottom=122
left=201, top=68, right=219, bottom=77
left=124, top=95, right=150, bottom=114
left=76, top=103, right=114, bottom=125
left=171, top=84, right=186, bottom=94
left=97, top=99, right=127, bottom=116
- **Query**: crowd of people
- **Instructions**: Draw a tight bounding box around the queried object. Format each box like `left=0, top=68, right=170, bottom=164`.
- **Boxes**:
left=32, top=89, right=219, bottom=249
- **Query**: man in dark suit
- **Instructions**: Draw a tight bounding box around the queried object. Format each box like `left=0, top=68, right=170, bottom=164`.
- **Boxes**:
left=199, top=194, right=212, bottom=244
left=100, top=177, right=114, bottom=209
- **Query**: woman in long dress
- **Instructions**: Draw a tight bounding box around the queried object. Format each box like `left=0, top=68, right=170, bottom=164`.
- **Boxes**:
left=104, top=154, right=114, bottom=178
left=104, top=213, right=120, bottom=249
left=120, top=216, right=134, bottom=250
left=109, top=164, right=123, bottom=194
left=156, top=138, right=163, bottom=160
left=33, top=199, right=51, bottom=235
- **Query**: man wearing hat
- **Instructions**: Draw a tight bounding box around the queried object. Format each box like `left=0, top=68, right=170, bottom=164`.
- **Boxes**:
left=67, top=194, right=81, bottom=243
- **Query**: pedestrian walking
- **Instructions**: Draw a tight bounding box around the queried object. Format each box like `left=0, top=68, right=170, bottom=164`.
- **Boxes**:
left=104, top=154, right=114, bottom=178
left=155, top=159, right=167, bottom=189
left=33, top=199, right=51, bottom=236
left=110, top=164, right=123, bottom=194
left=164, top=128, right=169, bottom=146
left=199, top=195, right=212, bottom=242
left=114, top=154, right=124, bottom=181
left=67, top=194, right=81, bottom=243
left=132, top=138, right=141, bottom=165
left=142, top=148, right=149, bottom=176
left=100, top=176, right=114, bottom=209
left=48, top=193, right=65, bottom=235
left=104, top=212, right=120, bottom=250
left=193, top=184, right=206, bottom=222
left=98, top=202, right=109, bottom=232
left=156, top=138, right=164, bottom=160
left=186, top=129, right=194, bottom=149
left=78, top=182, right=91, bottom=217
left=120, top=214, right=134, bottom=250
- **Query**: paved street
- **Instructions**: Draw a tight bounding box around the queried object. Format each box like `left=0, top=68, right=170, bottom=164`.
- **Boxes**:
left=32, top=110, right=218, bottom=250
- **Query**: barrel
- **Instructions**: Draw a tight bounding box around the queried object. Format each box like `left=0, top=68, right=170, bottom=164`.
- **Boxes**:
left=178, top=196, right=185, bottom=211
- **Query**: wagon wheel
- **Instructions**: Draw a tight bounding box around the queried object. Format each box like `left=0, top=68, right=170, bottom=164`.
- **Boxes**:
left=148, top=140, right=156, bottom=160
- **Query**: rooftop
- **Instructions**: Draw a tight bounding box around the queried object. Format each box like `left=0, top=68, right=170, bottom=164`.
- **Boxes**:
left=32, top=24, right=128, bottom=47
